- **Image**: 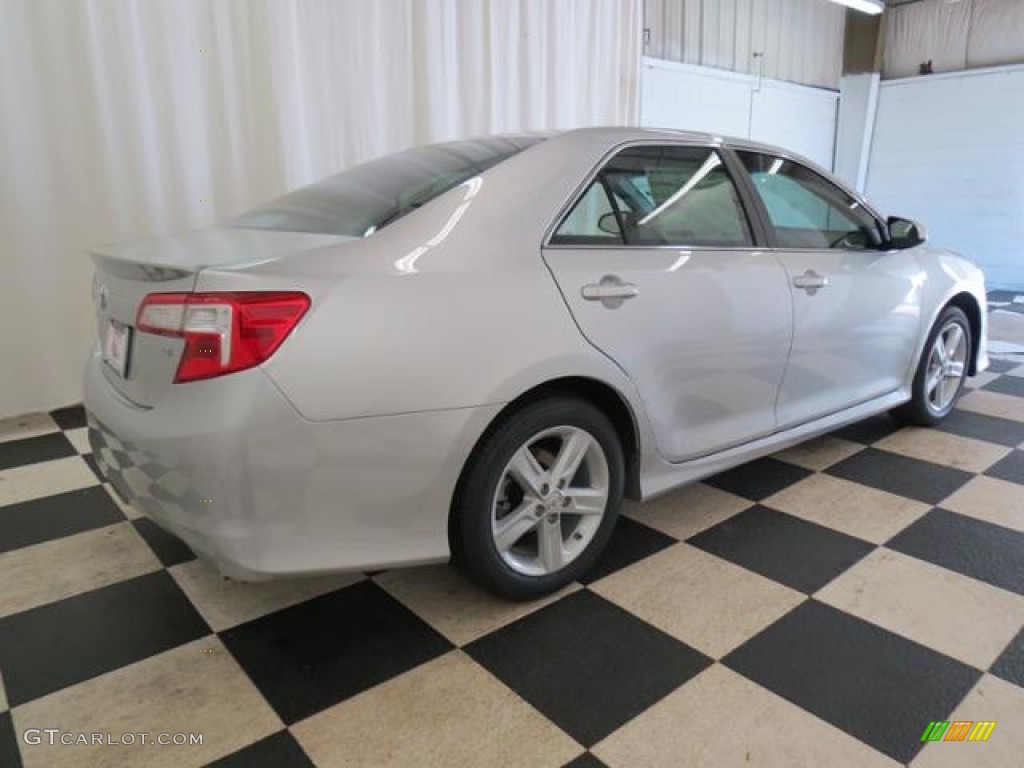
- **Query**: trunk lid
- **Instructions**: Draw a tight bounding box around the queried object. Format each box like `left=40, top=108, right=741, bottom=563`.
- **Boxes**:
left=90, top=226, right=351, bottom=407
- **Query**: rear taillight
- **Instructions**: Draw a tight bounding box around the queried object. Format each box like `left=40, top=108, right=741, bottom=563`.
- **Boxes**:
left=137, top=292, right=310, bottom=382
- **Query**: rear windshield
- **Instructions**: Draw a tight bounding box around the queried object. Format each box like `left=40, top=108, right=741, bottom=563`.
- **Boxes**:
left=231, top=136, right=544, bottom=237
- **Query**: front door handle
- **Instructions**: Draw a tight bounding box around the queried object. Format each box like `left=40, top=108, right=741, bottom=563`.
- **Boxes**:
left=581, top=275, right=639, bottom=308
left=793, top=269, right=829, bottom=296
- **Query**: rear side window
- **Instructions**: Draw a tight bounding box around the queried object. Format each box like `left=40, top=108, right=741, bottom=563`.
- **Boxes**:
left=551, top=182, right=622, bottom=245
left=551, top=145, right=754, bottom=248
left=232, top=136, right=543, bottom=237
left=737, top=151, right=884, bottom=250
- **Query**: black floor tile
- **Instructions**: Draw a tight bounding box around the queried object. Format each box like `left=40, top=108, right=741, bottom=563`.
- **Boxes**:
left=887, top=509, right=1024, bottom=595
left=826, top=448, right=972, bottom=505
left=982, top=375, right=1024, bottom=398
left=81, top=453, right=104, bottom=481
left=220, top=580, right=452, bottom=724
left=50, top=404, right=87, bottom=430
left=829, top=415, right=902, bottom=445
left=580, top=516, right=675, bottom=584
left=990, top=627, right=1024, bottom=688
left=131, top=518, right=196, bottom=567
left=0, top=712, right=22, bottom=768
left=0, top=433, right=76, bottom=472
left=703, top=458, right=812, bottom=502
left=0, top=571, right=210, bottom=706
left=723, top=600, right=980, bottom=764
left=935, top=408, right=1024, bottom=447
left=206, top=731, right=313, bottom=768
left=984, top=449, right=1024, bottom=486
left=0, top=486, right=125, bottom=553
left=987, top=291, right=1018, bottom=303
left=986, top=358, right=1020, bottom=374
left=105, top=480, right=129, bottom=505
left=688, top=505, right=873, bottom=593
left=466, top=590, right=710, bottom=747
left=563, top=753, right=609, bottom=768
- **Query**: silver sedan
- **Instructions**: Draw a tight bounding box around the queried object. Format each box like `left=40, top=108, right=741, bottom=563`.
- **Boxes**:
left=84, top=128, right=988, bottom=599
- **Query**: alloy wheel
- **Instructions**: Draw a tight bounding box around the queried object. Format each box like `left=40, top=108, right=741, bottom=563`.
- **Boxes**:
left=924, top=320, right=968, bottom=415
left=490, top=425, right=610, bottom=577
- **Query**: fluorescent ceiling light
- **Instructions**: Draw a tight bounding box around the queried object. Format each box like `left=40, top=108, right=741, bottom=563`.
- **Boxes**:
left=827, top=0, right=884, bottom=14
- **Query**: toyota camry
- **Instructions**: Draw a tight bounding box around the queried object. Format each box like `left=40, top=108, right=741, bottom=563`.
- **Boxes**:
left=85, top=127, right=988, bottom=599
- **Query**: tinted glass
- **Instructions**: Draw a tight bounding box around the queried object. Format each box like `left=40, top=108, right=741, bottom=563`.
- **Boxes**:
left=551, top=182, right=622, bottom=245
left=737, top=151, right=883, bottom=250
left=232, top=136, right=543, bottom=237
left=553, top=145, right=753, bottom=248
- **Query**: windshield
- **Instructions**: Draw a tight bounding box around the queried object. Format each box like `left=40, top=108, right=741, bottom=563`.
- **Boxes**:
left=231, top=136, right=544, bottom=237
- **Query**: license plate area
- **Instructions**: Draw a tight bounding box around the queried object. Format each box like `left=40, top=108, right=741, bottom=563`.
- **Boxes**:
left=103, top=319, right=132, bottom=377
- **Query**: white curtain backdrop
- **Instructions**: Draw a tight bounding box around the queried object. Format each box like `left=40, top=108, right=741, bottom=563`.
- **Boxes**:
left=0, top=0, right=641, bottom=419
left=883, top=0, right=1024, bottom=79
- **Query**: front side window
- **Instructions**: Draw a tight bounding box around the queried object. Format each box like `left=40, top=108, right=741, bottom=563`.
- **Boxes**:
left=737, top=151, right=883, bottom=250
left=552, top=145, right=754, bottom=248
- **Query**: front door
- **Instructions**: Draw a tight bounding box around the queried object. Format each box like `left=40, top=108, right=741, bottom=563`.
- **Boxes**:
left=542, top=143, right=792, bottom=462
left=734, top=150, right=923, bottom=429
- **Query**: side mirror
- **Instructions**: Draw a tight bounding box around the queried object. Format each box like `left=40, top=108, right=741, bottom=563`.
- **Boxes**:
left=887, top=216, right=927, bottom=249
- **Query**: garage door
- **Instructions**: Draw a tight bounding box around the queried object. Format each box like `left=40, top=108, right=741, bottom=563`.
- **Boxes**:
left=865, top=65, right=1024, bottom=290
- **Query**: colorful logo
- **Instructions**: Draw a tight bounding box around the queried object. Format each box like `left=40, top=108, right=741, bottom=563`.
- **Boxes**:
left=921, top=721, right=996, bottom=743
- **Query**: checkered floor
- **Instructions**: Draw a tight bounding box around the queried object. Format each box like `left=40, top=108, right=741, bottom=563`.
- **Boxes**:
left=2, top=344, right=1023, bottom=767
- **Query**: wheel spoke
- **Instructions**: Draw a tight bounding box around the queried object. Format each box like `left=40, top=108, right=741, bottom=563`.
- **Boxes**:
left=550, top=431, right=590, bottom=487
left=494, top=501, right=540, bottom=553
left=563, top=487, right=607, bottom=515
left=945, top=324, right=964, bottom=360
left=940, top=378, right=956, bottom=409
left=926, top=367, right=944, bottom=396
left=508, top=446, right=546, bottom=498
left=537, top=520, right=565, bottom=571
left=946, top=361, right=965, bottom=378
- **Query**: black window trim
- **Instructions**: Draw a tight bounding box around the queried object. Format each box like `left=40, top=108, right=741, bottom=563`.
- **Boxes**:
left=543, top=139, right=770, bottom=251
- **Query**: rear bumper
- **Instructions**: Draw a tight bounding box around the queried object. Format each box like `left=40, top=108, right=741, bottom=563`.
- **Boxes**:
left=84, top=351, right=501, bottom=579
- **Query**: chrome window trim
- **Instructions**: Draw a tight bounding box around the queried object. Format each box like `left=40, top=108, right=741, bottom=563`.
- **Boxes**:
left=544, top=243, right=886, bottom=254
left=542, top=138, right=890, bottom=253
left=543, top=243, right=769, bottom=253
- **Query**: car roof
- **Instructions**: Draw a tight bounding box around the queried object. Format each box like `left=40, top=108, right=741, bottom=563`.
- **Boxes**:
left=550, top=126, right=794, bottom=156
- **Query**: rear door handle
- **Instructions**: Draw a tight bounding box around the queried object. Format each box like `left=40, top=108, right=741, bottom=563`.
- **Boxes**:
left=793, top=269, right=829, bottom=296
left=581, top=275, right=639, bottom=308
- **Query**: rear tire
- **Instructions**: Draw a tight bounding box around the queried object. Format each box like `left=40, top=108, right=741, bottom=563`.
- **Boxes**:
left=891, top=306, right=972, bottom=427
left=452, top=397, right=624, bottom=600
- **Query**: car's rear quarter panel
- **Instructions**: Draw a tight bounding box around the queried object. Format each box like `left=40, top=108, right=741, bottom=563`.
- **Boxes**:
left=86, top=350, right=507, bottom=576
left=86, top=131, right=666, bottom=577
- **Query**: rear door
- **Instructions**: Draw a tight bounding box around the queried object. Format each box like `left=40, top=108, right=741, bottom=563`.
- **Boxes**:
left=733, top=150, right=922, bottom=428
left=542, top=143, right=792, bottom=462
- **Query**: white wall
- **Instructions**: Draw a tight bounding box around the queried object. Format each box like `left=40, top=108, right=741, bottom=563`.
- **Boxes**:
left=644, top=0, right=846, bottom=88
left=833, top=73, right=880, bottom=193
left=865, top=65, right=1024, bottom=289
left=0, top=0, right=642, bottom=419
left=641, top=57, right=838, bottom=170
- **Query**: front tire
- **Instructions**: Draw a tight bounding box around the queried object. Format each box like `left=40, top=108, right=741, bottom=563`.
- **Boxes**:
left=452, top=397, right=624, bottom=600
left=891, top=305, right=972, bottom=426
